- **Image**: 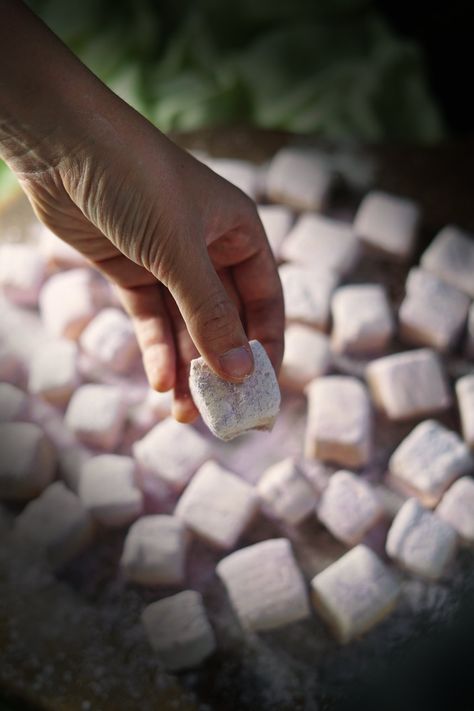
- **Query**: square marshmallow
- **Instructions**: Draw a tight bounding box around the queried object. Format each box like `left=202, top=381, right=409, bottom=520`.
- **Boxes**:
left=437, top=477, right=474, bottom=544
left=279, top=264, right=337, bottom=331
left=216, top=538, right=310, bottom=632
left=0, top=243, right=47, bottom=306
left=0, top=344, right=23, bottom=384
left=28, top=340, right=79, bottom=407
left=0, top=382, right=28, bottom=422
left=388, top=419, right=472, bottom=507
left=189, top=340, right=280, bottom=441
left=353, top=190, right=420, bottom=260
left=175, top=461, right=258, bottom=549
left=141, top=590, right=216, bottom=671
left=456, top=375, right=474, bottom=449
left=280, top=325, right=331, bottom=392
left=120, top=515, right=187, bottom=585
left=265, top=147, right=333, bottom=211
left=311, top=544, right=400, bottom=643
left=305, top=376, right=372, bottom=468
left=13, top=481, right=94, bottom=569
left=58, top=445, right=92, bottom=493
left=257, top=457, right=318, bottom=526
left=80, top=308, right=139, bottom=374
left=0, top=422, right=56, bottom=500
left=133, top=417, right=212, bottom=491
left=386, top=498, right=457, bottom=580
left=316, top=470, right=384, bottom=546
left=399, top=268, right=470, bottom=352
left=331, top=284, right=393, bottom=355
left=65, top=384, right=126, bottom=450
left=79, top=454, right=143, bottom=527
left=257, top=204, right=293, bottom=259
left=366, top=348, right=451, bottom=421
left=466, top=303, right=474, bottom=359
left=420, top=225, right=474, bottom=298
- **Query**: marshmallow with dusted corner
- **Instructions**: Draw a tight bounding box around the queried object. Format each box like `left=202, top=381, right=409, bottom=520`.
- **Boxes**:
left=257, top=457, right=318, bottom=526
left=331, top=284, right=394, bottom=355
left=280, top=325, right=331, bottom=392
left=65, top=384, right=126, bottom=450
left=279, top=264, right=337, bottom=332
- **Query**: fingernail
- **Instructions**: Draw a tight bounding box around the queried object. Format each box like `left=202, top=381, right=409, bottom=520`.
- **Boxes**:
left=219, top=346, right=254, bottom=380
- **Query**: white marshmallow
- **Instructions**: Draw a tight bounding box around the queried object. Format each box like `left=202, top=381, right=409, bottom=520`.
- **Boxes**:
left=141, top=590, right=216, bottom=671
left=58, top=445, right=92, bottom=493
left=257, top=458, right=318, bottom=525
left=317, top=470, right=384, bottom=546
left=0, top=382, right=28, bottom=422
left=0, top=421, right=55, bottom=500
left=265, top=147, right=333, bottom=211
left=121, top=515, right=187, bottom=585
left=28, top=340, right=79, bottom=407
left=145, top=388, right=173, bottom=418
left=366, top=348, right=451, bottom=421
left=279, top=264, right=337, bottom=331
left=79, top=454, right=143, bottom=527
left=0, top=243, right=46, bottom=306
left=257, top=204, right=293, bottom=259
left=420, top=225, right=474, bottom=298
left=305, top=376, right=372, bottom=468
left=437, top=477, right=474, bottom=544
left=456, top=375, right=474, bottom=449
left=388, top=420, right=472, bottom=507
left=466, top=303, right=474, bottom=359
left=216, top=538, right=311, bottom=632
left=189, top=340, right=280, bottom=442
left=311, top=544, right=400, bottom=643
left=331, top=284, right=393, bottom=355
left=175, top=461, right=258, bottom=549
left=280, top=325, right=331, bottom=392
left=386, top=498, right=457, bottom=580
left=65, top=384, right=126, bottom=450
left=80, top=308, right=139, bottom=374
left=0, top=344, right=23, bottom=383
left=353, top=190, right=420, bottom=260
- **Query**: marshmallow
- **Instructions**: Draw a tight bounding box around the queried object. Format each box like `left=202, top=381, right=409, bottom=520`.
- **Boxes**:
left=79, top=454, right=143, bottom=527
left=280, top=214, right=360, bottom=278
left=216, top=538, right=310, bottom=632
left=388, top=420, right=472, bottom=507
left=353, top=191, right=420, bottom=260
left=145, top=388, right=173, bottom=418
left=311, top=544, right=400, bottom=643
left=280, top=325, right=331, bottom=392
left=13, top=481, right=94, bottom=569
left=0, top=243, right=46, bottom=306
left=257, top=458, right=318, bottom=525
left=420, top=225, right=474, bottom=298
left=0, top=344, right=23, bottom=383
left=257, top=204, right=293, bottom=259
left=133, top=417, right=212, bottom=491
left=265, top=147, right=333, bottom=211
left=456, top=375, right=474, bottom=449
left=80, top=308, right=139, bottom=374
left=58, top=445, right=92, bottom=493
left=437, top=477, right=474, bottom=545
left=317, top=470, right=384, bottom=546
left=0, top=382, right=28, bottom=422
left=399, top=268, right=470, bottom=352
left=331, top=284, right=393, bottom=355
left=206, top=158, right=259, bottom=199
left=386, top=498, right=457, bottom=580
left=305, top=376, right=372, bottom=468
left=175, top=461, right=258, bottom=549
left=65, top=384, right=126, bottom=450
left=28, top=340, right=79, bottom=407
left=466, top=303, right=474, bottom=359
left=0, top=422, right=55, bottom=500
left=141, top=590, right=216, bottom=671
left=189, top=340, right=280, bottom=441
left=120, top=515, right=187, bottom=585
left=279, top=264, right=337, bottom=331
left=366, top=349, right=451, bottom=421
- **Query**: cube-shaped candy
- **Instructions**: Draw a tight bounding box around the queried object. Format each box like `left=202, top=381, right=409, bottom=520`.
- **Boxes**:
left=280, top=214, right=360, bottom=278
left=28, top=340, right=79, bottom=407
left=13, top=481, right=94, bottom=569
left=58, top=445, right=92, bottom=493
left=437, top=477, right=474, bottom=544
left=366, top=349, right=451, bottom=421
left=189, top=340, right=280, bottom=441
left=279, top=264, right=337, bottom=331
left=80, top=308, right=139, bottom=374
left=175, top=461, right=258, bottom=549
left=388, top=420, right=472, bottom=507
left=257, top=204, right=293, bottom=259
left=265, top=147, right=333, bottom=211
left=311, top=544, right=400, bottom=643
left=331, top=284, right=393, bottom=355
left=467, top=303, right=474, bottom=359
left=79, top=454, right=143, bottom=527
left=420, top=225, right=474, bottom=298
left=353, top=190, right=420, bottom=260
left=207, top=158, right=259, bottom=199
left=141, top=590, right=216, bottom=671
left=399, top=268, right=470, bottom=352
left=280, top=325, right=331, bottom=392
left=65, top=384, right=126, bottom=450
left=0, top=344, right=23, bottom=383
left=0, top=243, right=47, bottom=306
left=257, top=458, right=318, bottom=525
left=35, top=223, right=88, bottom=271
left=0, top=382, right=28, bottom=422
left=305, top=376, right=372, bottom=468
left=216, top=538, right=311, bottom=632
left=456, top=375, right=474, bottom=449
left=39, top=268, right=107, bottom=340
left=120, top=515, right=187, bottom=585
left=0, top=422, right=55, bottom=500
left=145, top=388, right=173, bottom=418
left=386, top=498, right=457, bottom=580
left=133, top=417, right=212, bottom=491
left=316, top=470, right=384, bottom=546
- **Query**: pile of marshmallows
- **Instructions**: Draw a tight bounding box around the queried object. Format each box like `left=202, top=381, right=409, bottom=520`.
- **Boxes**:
left=1, top=146, right=474, bottom=673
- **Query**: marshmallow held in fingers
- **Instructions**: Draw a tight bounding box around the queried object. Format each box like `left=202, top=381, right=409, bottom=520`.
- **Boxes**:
left=0, top=421, right=56, bottom=500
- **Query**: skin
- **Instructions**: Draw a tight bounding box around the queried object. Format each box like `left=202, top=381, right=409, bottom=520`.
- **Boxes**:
left=0, top=0, right=284, bottom=423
